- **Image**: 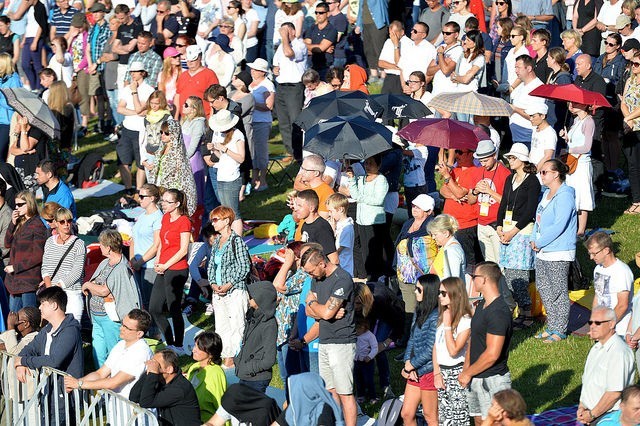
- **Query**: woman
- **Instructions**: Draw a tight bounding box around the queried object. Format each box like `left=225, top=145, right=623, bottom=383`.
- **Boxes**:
left=186, top=331, right=227, bottom=423
left=132, top=0, right=157, bottom=30
left=451, top=29, right=486, bottom=101
left=204, top=34, right=236, bottom=89
left=130, top=183, right=162, bottom=310
left=47, top=37, right=73, bottom=88
left=41, top=201, right=62, bottom=233
left=156, top=120, right=198, bottom=217
left=4, top=191, right=46, bottom=311
left=230, top=70, right=254, bottom=201
left=497, top=144, right=541, bottom=329
left=181, top=96, right=207, bottom=205
left=247, top=59, right=275, bottom=192
left=226, top=0, right=247, bottom=41
left=341, top=64, right=369, bottom=94
left=545, top=47, right=573, bottom=133
left=327, top=66, right=344, bottom=90
left=10, top=112, right=48, bottom=191
left=481, top=389, right=533, bottom=426
left=0, top=52, right=20, bottom=162
left=47, top=81, right=75, bottom=156
left=490, top=17, right=513, bottom=95
left=560, top=29, right=583, bottom=78
left=504, top=25, right=530, bottom=89
left=489, top=0, right=515, bottom=45
left=158, top=47, right=182, bottom=112
left=530, top=159, right=577, bottom=343
left=82, top=229, right=141, bottom=366
left=0, top=16, right=20, bottom=66
left=433, top=277, right=472, bottom=426
left=427, top=214, right=466, bottom=282
left=208, top=109, right=245, bottom=235
left=141, top=90, right=172, bottom=185
left=400, top=274, right=440, bottom=426
left=561, top=101, right=595, bottom=237
left=622, top=51, right=640, bottom=215
left=406, top=71, right=433, bottom=107
left=68, top=13, right=91, bottom=133
left=347, top=154, right=389, bottom=281
left=207, top=205, right=251, bottom=368
left=449, top=0, right=474, bottom=35
left=241, top=0, right=260, bottom=62
left=573, top=0, right=601, bottom=58
left=40, top=208, right=86, bottom=322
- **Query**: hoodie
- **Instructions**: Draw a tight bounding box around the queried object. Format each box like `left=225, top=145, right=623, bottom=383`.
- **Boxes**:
left=284, top=373, right=345, bottom=426
left=235, top=281, right=277, bottom=382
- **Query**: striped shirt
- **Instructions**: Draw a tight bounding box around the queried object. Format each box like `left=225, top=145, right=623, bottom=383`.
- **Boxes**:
left=51, top=7, right=76, bottom=38
left=41, top=235, right=86, bottom=292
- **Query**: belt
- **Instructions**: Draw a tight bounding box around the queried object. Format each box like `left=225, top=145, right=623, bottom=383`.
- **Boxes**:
left=278, top=82, right=303, bottom=86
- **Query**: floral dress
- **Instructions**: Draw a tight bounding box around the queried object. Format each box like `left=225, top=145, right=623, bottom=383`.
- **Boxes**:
left=624, top=75, right=640, bottom=131
left=274, top=269, right=310, bottom=347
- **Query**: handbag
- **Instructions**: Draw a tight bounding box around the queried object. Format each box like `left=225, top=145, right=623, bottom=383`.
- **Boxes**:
left=69, top=77, right=82, bottom=106
left=561, top=153, right=581, bottom=175
left=37, top=237, right=80, bottom=295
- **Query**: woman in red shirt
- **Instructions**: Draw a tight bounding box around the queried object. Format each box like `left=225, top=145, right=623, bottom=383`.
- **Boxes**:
left=151, top=188, right=191, bottom=355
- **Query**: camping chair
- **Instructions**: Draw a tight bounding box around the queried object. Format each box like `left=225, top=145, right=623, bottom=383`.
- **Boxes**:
left=266, top=155, right=296, bottom=187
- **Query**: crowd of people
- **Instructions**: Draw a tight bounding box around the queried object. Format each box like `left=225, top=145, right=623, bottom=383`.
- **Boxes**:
left=0, top=0, right=640, bottom=424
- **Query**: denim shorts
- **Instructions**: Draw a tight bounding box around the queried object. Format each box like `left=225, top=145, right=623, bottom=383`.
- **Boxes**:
left=217, top=177, right=242, bottom=219
left=468, top=372, right=512, bottom=418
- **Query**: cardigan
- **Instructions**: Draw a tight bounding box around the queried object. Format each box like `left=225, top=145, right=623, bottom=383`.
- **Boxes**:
left=90, top=256, right=142, bottom=321
left=404, top=309, right=439, bottom=377
left=496, top=173, right=541, bottom=231
left=4, top=216, right=47, bottom=295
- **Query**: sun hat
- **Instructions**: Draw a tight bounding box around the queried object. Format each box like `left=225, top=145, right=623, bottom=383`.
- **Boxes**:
left=209, top=109, right=240, bottom=132
left=185, top=45, right=202, bottom=62
left=234, top=69, right=253, bottom=88
left=128, top=61, right=146, bottom=72
left=473, top=140, right=497, bottom=159
left=246, top=58, right=270, bottom=73
left=163, top=46, right=181, bottom=59
left=412, top=194, right=435, bottom=212
left=525, top=103, right=548, bottom=116
left=209, top=34, right=234, bottom=53
left=503, top=143, right=530, bottom=162
left=89, top=3, right=107, bottom=12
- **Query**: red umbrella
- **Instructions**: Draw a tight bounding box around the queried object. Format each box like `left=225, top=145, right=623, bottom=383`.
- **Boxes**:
left=529, top=84, right=611, bottom=109
left=397, top=118, right=489, bottom=150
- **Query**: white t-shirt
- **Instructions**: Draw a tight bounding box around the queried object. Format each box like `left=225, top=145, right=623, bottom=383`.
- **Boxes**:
left=48, top=52, right=74, bottom=88
left=594, top=259, right=634, bottom=335
left=505, top=45, right=530, bottom=86
left=243, top=9, right=260, bottom=48
left=273, top=37, right=307, bottom=84
left=431, top=43, right=463, bottom=96
left=455, top=53, right=485, bottom=93
left=435, top=315, right=471, bottom=366
left=530, top=125, right=557, bottom=166
left=398, top=39, right=437, bottom=82
left=104, top=339, right=153, bottom=399
left=378, top=36, right=410, bottom=76
left=510, top=77, right=545, bottom=129
left=120, top=82, right=154, bottom=132
left=596, top=0, right=623, bottom=39
left=213, top=128, right=244, bottom=181
left=449, top=12, right=472, bottom=36
left=335, top=217, right=354, bottom=277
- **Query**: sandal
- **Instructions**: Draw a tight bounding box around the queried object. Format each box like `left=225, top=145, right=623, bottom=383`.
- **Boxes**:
left=542, top=330, right=567, bottom=343
left=513, top=316, right=535, bottom=330
left=534, top=327, right=551, bottom=339
left=624, top=203, right=640, bottom=215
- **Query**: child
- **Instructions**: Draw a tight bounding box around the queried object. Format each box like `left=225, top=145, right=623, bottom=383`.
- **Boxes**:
left=235, top=281, right=278, bottom=394
left=354, top=318, right=379, bottom=404
left=326, top=193, right=354, bottom=276
left=183, top=223, right=217, bottom=316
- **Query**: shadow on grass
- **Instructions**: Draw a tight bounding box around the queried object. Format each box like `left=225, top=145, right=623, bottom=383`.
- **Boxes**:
left=514, top=363, right=578, bottom=413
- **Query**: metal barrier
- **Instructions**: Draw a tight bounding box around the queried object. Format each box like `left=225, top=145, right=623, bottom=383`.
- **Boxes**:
left=0, top=351, right=159, bottom=426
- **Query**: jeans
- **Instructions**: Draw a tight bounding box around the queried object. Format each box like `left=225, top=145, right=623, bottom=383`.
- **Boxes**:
left=217, top=177, right=242, bottom=219
left=91, top=313, right=121, bottom=368
left=106, top=89, right=123, bottom=126
left=133, top=266, right=156, bottom=310
left=22, top=37, right=44, bottom=90
left=277, top=343, right=302, bottom=399
left=298, top=349, right=319, bottom=374
left=204, top=167, right=220, bottom=222
left=239, top=379, right=270, bottom=394
left=9, top=292, right=37, bottom=312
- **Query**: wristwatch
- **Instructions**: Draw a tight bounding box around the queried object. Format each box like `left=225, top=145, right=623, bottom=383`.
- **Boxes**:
left=78, top=379, right=84, bottom=390
left=443, top=177, right=451, bottom=184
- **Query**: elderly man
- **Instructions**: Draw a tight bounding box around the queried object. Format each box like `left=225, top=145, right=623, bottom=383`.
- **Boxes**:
left=578, top=306, right=635, bottom=424
left=598, top=385, right=640, bottom=425
left=174, top=45, right=219, bottom=118
left=509, top=55, right=545, bottom=150
left=294, top=154, right=335, bottom=220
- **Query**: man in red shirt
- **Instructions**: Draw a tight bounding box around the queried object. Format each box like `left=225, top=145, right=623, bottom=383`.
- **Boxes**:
left=439, top=148, right=483, bottom=273
left=472, top=140, right=511, bottom=264
left=174, top=45, right=218, bottom=120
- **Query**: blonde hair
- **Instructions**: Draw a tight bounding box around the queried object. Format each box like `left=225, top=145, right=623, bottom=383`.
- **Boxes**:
left=182, top=96, right=205, bottom=121
left=54, top=207, right=73, bottom=222
left=427, top=214, right=459, bottom=237
left=159, top=56, right=181, bottom=93
left=561, top=29, right=583, bottom=49
left=146, top=90, right=168, bottom=112
left=326, top=192, right=348, bottom=213
left=47, top=81, right=71, bottom=114
left=511, top=25, right=530, bottom=46
left=0, top=52, right=14, bottom=79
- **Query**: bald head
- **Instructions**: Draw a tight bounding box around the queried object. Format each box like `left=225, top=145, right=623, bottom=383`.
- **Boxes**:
left=575, top=54, right=593, bottom=78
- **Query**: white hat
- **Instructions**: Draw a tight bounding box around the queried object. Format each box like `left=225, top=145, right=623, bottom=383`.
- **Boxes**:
left=246, top=58, right=270, bottom=73
left=473, top=140, right=497, bottom=159
left=525, top=103, right=548, bottom=116
left=503, top=143, right=530, bottom=162
left=209, top=109, right=239, bottom=132
left=128, top=61, right=146, bottom=72
left=412, top=194, right=435, bottom=212
left=185, top=45, right=202, bottom=62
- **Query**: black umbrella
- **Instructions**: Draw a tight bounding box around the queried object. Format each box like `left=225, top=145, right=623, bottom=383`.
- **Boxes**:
left=294, top=90, right=384, bottom=131
left=370, top=93, right=432, bottom=119
left=303, top=115, right=393, bottom=160
left=0, top=88, right=60, bottom=139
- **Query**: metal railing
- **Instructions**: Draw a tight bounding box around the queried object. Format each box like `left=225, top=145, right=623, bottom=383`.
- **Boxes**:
left=0, top=351, right=159, bottom=426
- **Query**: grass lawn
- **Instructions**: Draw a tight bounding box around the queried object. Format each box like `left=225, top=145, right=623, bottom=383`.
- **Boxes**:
left=72, top=111, right=639, bottom=418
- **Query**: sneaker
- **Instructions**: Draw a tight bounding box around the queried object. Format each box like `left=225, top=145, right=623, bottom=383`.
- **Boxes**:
left=182, top=305, right=193, bottom=316
left=205, top=303, right=214, bottom=316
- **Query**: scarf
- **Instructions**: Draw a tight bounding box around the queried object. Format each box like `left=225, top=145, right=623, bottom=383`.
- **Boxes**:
left=146, top=109, right=171, bottom=124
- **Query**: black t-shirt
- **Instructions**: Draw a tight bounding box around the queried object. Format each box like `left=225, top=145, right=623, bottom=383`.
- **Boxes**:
left=117, top=18, right=143, bottom=64
left=176, top=8, right=200, bottom=38
left=301, top=217, right=336, bottom=256
left=328, top=13, right=348, bottom=59
left=534, top=52, right=551, bottom=85
left=149, top=14, right=180, bottom=47
left=311, top=266, right=356, bottom=344
left=303, top=23, right=338, bottom=70
left=469, top=296, right=512, bottom=378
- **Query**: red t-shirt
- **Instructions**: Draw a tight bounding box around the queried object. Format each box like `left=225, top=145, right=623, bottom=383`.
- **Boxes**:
left=159, top=214, right=191, bottom=270
left=476, top=163, right=511, bottom=226
left=176, top=67, right=219, bottom=117
left=443, top=166, right=483, bottom=230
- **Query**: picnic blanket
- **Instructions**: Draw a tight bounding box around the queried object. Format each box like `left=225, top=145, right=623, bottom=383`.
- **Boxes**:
left=528, top=405, right=580, bottom=425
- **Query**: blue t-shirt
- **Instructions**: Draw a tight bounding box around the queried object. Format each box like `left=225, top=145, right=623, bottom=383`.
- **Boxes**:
left=297, top=276, right=319, bottom=353
left=597, top=410, right=622, bottom=425
left=131, top=209, right=163, bottom=267
left=43, top=181, right=77, bottom=219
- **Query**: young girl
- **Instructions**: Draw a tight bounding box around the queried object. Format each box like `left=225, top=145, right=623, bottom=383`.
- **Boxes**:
left=354, top=318, right=378, bottom=404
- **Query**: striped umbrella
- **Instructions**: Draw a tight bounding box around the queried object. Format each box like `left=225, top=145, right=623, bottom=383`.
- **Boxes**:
left=428, top=91, right=513, bottom=116
left=0, top=88, right=60, bottom=139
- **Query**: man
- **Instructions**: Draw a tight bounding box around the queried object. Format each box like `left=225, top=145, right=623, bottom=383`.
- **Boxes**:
left=112, top=4, right=143, bottom=91
left=419, top=0, right=450, bottom=45
left=459, top=262, right=513, bottom=424
left=0, top=179, right=12, bottom=277
left=151, top=0, right=180, bottom=49
left=87, top=2, right=113, bottom=135
left=577, top=306, right=635, bottom=424
left=327, top=0, right=348, bottom=67
left=598, top=385, right=640, bottom=425
left=303, top=2, right=337, bottom=79
left=16, top=287, right=83, bottom=424
left=294, top=189, right=339, bottom=264
left=472, top=140, right=511, bottom=264
left=528, top=104, right=556, bottom=173
left=116, top=61, right=154, bottom=192
left=35, top=160, right=77, bottom=219
left=439, top=148, right=482, bottom=273
left=509, top=55, right=545, bottom=150
left=427, top=21, right=463, bottom=96
left=126, top=31, right=163, bottom=86
left=174, top=45, right=218, bottom=119
left=575, top=53, right=607, bottom=169
left=398, top=21, right=437, bottom=94
left=617, top=15, right=636, bottom=43
left=302, top=247, right=357, bottom=426
left=531, top=29, right=551, bottom=83
left=586, top=232, right=634, bottom=336
left=293, top=154, right=335, bottom=220
left=130, top=349, right=201, bottom=425
left=64, top=309, right=153, bottom=398
left=274, top=22, right=307, bottom=162
left=596, top=0, right=623, bottom=41
left=519, top=0, right=554, bottom=29
left=377, top=21, right=409, bottom=94
left=50, top=0, right=76, bottom=41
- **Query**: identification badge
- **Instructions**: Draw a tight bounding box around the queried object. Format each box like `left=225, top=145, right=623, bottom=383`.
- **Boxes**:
left=503, top=210, right=515, bottom=232
left=479, top=201, right=490, bottom=216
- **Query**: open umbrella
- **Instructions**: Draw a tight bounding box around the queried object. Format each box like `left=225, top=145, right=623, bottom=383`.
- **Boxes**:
left=529, top=84, right=611, bottom=109
left=294, top=90, right=383, bottom=130
left=0, top=88, right=60, bottom=139
left=370, top=93, right=432, bottom=119
left=397, top=118, right=488, bottom=150
left=304, top=115, right=393, bottom=160
left=428, top=91, right=513, bottom=116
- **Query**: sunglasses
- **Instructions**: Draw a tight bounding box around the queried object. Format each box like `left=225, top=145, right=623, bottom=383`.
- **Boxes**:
left=412, top=29, right=425, bottom=34
left=161, top=130, right=170, bottom=136
left=331, top=83, right=341, bottom=88
left=587, top=320, right=612, bottom=326
left=157, top=9, right=166, bottom=13
left=632, top=62, right=640, bottom=67
left=451, top=1, right=461, bottom=4
left=139, top=194, right=153, bottom=199
left=510, top=34, right=521, bottom=38
left=175, top=43, right=186, bottom=47
left=227, top=5, right=237, bottom=8
left=57, top=219, right=72, bottom=225
left=442, top=30, right=455, bottom=35
left=605, top=41, right=619, bottom=47
left=315, top=10, right=327, bottom=14
left=184, top=102, right=191, bottom=108
left=406, top=79, right=421, bottom=84
left=161, top=199, right=177, bottom=204
left=211, top=217, right=223, bottom=223
left=44, top=217, right=54, bottom=223
left=14, top=202, right=26, bottom=208
left=495, top=1, right=506, bottom=4
left=540, top=170, right=556, bottom=175
left=439, top=290, right=448, bottom=297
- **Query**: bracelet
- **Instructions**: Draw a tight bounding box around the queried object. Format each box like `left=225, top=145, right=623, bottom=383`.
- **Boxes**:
left=131, top=92, right=138, bottom=95
left=443, top=326, right=452, bottom=330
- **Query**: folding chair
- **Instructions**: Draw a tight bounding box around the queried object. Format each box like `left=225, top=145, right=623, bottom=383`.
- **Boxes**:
left=267, top=155, right=297, bottom=186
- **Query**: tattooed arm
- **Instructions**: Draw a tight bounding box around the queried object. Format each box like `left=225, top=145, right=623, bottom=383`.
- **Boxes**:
left=305, top=295, right=345, bottom=321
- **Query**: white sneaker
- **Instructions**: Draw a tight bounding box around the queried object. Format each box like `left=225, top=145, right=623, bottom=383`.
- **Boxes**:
left=205, top=303, right=214, bottom=316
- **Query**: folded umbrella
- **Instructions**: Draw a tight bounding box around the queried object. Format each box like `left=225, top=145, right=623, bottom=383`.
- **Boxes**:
left=397, top=118, right=488, bottom=150
left=428, top=91, right=513, bottom=116
left=0, top=87, right=60, bottom=139
left=304, top=115, right=393, bottom=160
left=370, top=93, right=432, bottom=119
left=294, top=90, right=383, bottom=130
left=529, top=84, right=611, bottom=109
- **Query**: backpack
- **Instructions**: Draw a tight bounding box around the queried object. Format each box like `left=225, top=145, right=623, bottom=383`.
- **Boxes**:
left=378, top=397, right=403, bottom=426
left=568, top=258, right=589, bottom=291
